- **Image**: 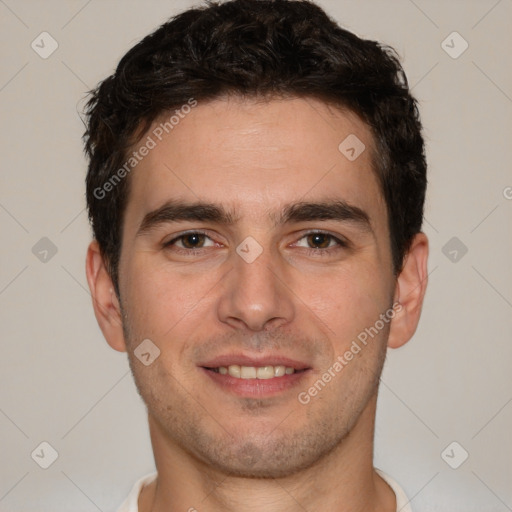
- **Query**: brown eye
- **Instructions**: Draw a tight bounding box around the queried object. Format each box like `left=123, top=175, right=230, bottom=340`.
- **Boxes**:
left=306, top=233, right=333, bottom=249
left=165, top=232, right=215, bottom=250
left=293, top=232, right=347, bottom=254
left=180, top=233, right=206, bottom=248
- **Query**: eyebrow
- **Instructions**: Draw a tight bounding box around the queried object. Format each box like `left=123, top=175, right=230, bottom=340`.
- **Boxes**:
left=136, top=199, right=372, bottom=236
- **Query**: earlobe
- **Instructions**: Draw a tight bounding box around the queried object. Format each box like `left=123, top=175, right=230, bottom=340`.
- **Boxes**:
left=85, top=241, right=127, bottom=352
left=387, top=232, right=429, bottom=349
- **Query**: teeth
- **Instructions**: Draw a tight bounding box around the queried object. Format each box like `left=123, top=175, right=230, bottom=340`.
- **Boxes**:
left=228, top=365, right=241, bottom=378
left=240, top=366, right=257, bottom=379
left=219, top=365, right=296, bottom=379
left=274, top=365, right=286, bottom=377
left=256, top=366, right=274, bottom=379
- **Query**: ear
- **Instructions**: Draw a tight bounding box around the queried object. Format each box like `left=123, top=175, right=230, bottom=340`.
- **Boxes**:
left=387, top=232, right=429, bottom=349
left=85, top=240, right=127, bottom=352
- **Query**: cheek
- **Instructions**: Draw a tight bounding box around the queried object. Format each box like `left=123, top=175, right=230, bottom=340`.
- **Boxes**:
left=294, top=263, right=391, bottom=343
left=121, top=253, right=220, bottom=339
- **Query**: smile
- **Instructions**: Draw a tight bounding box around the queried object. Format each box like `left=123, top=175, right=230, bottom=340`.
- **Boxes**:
left=210, top=365, right=298, bottom=379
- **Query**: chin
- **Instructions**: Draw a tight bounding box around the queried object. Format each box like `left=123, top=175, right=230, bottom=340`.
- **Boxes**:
left=189, top=427, right=342, bottom=479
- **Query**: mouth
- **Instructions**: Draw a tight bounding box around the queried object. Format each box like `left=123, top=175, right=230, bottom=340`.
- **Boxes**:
left=199, top=355, right=312, bottom=398
left=206, top=364, right=306, bottom=379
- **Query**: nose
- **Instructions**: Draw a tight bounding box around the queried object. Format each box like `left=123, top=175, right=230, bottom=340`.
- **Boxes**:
left=217, top=246, right=296, bottom=332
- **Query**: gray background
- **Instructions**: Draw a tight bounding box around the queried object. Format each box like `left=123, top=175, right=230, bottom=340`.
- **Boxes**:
left=1, top=0, right=511, bottom=510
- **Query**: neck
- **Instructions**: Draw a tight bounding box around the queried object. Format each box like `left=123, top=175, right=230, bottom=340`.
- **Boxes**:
left=139, top=393, right=396, bottom=512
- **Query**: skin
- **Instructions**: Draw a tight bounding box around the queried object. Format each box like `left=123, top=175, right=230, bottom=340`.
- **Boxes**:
left=86, top=96, right=428, bottom=512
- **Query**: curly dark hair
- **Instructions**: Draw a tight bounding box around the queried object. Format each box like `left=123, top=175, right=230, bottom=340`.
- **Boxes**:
left=84, top=0, right=427, bottom=295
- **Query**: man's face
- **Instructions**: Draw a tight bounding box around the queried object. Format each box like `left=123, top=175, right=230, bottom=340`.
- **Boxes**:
left=117, top=96, right=397, bottom=477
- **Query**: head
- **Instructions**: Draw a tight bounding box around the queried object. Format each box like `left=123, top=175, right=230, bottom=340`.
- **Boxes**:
left=85, top=0, right=428, bottom=478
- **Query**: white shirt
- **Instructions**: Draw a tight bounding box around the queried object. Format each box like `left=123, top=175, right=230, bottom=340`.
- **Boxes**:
left=115, top=468, right=412, bottom=511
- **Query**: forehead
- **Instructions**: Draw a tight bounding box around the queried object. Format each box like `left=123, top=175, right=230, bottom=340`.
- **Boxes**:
left=123, top=96, right=386, bottom=232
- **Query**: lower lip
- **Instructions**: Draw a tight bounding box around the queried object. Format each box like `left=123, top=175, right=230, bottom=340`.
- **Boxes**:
left=200, top=367, right=311, bottom=398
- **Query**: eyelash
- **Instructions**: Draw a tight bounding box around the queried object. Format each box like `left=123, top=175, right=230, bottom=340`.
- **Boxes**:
left=163, top=230, right=348, bottom=256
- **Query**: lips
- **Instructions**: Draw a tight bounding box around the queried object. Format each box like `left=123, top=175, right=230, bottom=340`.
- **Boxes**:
left=199, top=353, right=311, bottom=371
left=199, top=353, right=312, bottom=397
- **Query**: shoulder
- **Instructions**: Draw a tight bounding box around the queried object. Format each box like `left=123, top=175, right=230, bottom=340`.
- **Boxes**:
left=115, top=472, right=158, bottom=512
left=375, top=469, right=412, bottom=512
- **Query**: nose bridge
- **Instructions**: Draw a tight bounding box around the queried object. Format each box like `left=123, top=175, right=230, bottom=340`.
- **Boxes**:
left=237, top=247, right=277, bottom=301
left=217, top=240, right=295, bottom=331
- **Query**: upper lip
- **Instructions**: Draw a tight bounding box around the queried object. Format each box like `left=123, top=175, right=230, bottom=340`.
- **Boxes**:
left=199, top=353, right=311, bottom=371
